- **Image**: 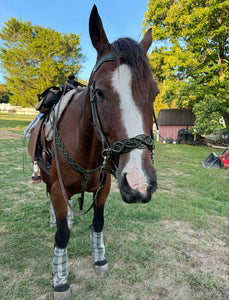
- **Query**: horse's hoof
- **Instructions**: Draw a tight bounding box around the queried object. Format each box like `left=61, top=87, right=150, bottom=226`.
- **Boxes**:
left=93, top=259, right=109, bottom=275
left=54, top=284, right=71, bottom=300
left=32, top=178, right=41, bottom=184
left=32, top=173, right=41, bottom=184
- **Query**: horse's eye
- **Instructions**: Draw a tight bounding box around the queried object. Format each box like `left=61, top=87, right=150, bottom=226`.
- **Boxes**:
left=96, top=89, right=106, bottom=101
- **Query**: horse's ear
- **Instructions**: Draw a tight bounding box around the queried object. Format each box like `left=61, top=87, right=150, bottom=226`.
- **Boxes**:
left=89, top=5, right=110, bottom=55
left=140, top=28, right=152, bottom=53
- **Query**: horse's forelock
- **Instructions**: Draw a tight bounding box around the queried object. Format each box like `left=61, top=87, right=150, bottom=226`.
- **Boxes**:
left=111, top=38, right=151, bottom=79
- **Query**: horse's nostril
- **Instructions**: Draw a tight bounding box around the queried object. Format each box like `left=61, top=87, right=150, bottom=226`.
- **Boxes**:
left=126, top=172, right=148, bottom=195
left=118, top=172, right=156, bottom=204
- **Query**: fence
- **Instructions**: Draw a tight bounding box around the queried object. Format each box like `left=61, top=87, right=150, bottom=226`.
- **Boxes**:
left=0, top=103, right=37, bottom=115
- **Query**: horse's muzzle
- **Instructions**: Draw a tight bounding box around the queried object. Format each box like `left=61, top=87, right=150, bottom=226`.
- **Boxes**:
left=118, top=172, right=157, bottom=204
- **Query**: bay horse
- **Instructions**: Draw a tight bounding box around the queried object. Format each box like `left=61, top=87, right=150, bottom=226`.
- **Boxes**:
left=36, top=5, right=159, bottom=298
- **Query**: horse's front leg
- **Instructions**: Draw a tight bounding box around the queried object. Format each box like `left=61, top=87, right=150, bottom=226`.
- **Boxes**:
left=90, top=207, right=109, bottom=275
left=90, top=173, right=111, bottom=275
left=51, top=181, right=71, bottom=298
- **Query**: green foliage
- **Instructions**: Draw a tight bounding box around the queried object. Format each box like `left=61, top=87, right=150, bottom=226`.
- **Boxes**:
left=144, top=0, right=229, bottom=135
left=0, top=18, right=84, bottom=107
left=153, top=83, right=170, bottom=117
left=0, top=84, right=11, bottom=103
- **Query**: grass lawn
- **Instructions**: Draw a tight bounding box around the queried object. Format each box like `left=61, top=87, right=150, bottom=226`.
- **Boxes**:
left=0, top=116, right=228, bottom=299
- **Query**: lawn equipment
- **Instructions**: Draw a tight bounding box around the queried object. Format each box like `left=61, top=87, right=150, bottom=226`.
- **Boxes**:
left=219, top=147, right=229, bottom=168
left=202, top=146, right=229, bottom=169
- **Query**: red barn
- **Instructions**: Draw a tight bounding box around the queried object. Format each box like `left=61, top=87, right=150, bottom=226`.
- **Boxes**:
left=157, top=109, right=195, bottom=143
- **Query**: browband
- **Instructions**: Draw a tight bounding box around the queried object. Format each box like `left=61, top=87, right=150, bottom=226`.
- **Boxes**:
left=93, top=52, right=123, bottom=74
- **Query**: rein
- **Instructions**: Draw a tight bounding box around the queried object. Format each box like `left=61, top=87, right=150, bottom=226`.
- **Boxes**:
left=54, top=128, right=104, bottom=211
left=53, top=102, right=107, bottom=216
left=53, top=52, right=156, bottom=215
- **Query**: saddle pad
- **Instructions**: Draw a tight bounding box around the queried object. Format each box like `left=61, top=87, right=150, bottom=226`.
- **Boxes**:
left=46, top=89, right=77, bottom=141
left=55, top=89, right=77, bottom=120
left=24, top=113, right=44, bottom=138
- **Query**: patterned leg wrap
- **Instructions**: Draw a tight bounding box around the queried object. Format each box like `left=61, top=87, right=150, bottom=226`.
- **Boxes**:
left=50, top=201, right=74, bottom=227
left=53, top=246, right=69, bottom=292
left=90, top=225, right=108, bottom=275
left=67, top=200, right=74, bottom=226
left=50, top=202, right=56, bottom=227
left=90, top=225, right=106, bottom=263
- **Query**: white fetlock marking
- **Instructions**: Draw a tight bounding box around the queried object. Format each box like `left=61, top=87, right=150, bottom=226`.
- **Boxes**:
left=90, top=226, right=106, bottom=263
left=53, top=246, right=68, bottom=288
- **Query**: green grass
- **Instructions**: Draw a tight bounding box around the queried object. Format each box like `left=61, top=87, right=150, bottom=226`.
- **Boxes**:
left=0, top=113, right=37, bottom=131
left=0, top=112, right=37, bottom=121
left=0, top=116, right=228, bottom=299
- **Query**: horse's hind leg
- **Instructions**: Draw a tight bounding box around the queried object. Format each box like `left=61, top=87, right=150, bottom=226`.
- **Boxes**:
left=49, top=200, right=74, bottom=228
left=51, top=183, right=71, bottom=298
left=90, top=174, right=111, bottom=275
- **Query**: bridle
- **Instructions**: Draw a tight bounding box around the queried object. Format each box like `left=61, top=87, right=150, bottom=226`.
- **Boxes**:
left=53, top=52, right=156, bottom=215
left=90, top=52, right=156, bottom=176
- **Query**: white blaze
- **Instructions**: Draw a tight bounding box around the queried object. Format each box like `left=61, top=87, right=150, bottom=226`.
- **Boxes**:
left=111, top=64, right=148, bottom=194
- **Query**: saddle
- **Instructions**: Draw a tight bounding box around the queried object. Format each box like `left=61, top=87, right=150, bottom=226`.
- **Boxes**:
left=28, top=115, right=52, bottom=178
left=26, top=77, right=86, bottom=182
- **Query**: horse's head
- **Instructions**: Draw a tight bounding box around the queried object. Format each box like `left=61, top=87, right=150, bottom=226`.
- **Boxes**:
left=89, top=5, right=159, bottom=204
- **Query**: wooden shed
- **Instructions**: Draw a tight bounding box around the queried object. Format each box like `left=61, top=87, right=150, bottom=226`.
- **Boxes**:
left=157, top=109, right=195, bottom=142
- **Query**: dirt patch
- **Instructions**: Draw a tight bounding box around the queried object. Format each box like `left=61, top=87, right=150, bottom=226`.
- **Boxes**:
left=0, top=129, right=21, bottom=139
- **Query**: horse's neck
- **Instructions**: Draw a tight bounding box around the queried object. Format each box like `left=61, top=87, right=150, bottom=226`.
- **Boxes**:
left=65, top=88, right=92, bottom=139
left=59, top=88, right=102, bottom=163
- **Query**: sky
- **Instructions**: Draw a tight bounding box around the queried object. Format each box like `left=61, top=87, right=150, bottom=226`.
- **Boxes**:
left=0, top=0, right=151, bottom=82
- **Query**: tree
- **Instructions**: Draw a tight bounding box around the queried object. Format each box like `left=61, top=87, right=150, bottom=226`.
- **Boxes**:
left=0, top=84, right=11, bottom=103
left=143, top=0, right=229, bottom=135
left=153, top=83, right=169, bottom=117
left=0, top=18, right=84, bottom=107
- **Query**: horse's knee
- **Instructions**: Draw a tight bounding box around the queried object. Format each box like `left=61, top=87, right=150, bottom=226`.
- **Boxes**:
left=55, top=219, right=70, bottom=248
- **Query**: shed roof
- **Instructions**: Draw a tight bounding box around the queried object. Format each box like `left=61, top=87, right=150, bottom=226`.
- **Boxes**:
left=158, top=109, right=195, bottom=126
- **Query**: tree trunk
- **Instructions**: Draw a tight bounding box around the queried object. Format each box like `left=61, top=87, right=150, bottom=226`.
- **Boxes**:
left=223, top=112, right=229, bottom=137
